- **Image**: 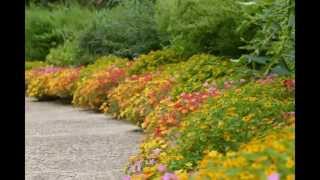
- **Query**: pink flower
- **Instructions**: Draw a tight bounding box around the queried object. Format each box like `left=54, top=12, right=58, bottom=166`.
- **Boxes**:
left=268, top=172, right=280, bottom=180
left=157, top=164, right=167, bottom=173
left=123, top=176, right=130, bottom=180
left=162, top=173, right=177, bottom=180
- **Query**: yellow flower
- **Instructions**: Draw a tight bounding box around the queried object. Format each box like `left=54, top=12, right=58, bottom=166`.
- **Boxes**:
left=239, top=171, right=255, bottom=180
left=265, top=165, right=277, bottom=175
left=286, top=174, right=295, bottom=180
left=243, top=113, right=254, bottom=122
left=175, top=170, right=188, bottom=180
left=252, top=161, right=262, bottom=169
left=208, top=151, right=220, bottom=158
left=286, top=159, right=294, bottom=168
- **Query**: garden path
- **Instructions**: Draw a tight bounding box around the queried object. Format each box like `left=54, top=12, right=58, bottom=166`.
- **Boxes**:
left=25, top=97, right=142, bottom=180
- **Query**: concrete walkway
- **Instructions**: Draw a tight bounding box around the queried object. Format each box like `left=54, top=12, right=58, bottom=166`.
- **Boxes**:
left=25, top=97, right=142, bottom=180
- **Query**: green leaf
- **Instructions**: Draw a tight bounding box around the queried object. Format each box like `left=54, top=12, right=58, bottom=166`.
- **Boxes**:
left=271, top=65, right=290, bottom=75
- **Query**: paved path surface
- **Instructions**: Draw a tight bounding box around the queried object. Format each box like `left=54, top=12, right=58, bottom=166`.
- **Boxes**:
left=25, top=97, right=142, bottom=180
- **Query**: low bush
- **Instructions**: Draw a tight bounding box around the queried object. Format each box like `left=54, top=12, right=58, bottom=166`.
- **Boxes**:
left=26, top=67, right=65, bottom=99
left=103, top=72, right=155, bottom=119
left=72, top=66, right=128, bottom=110
left=45, top=40, right=80, bottom=66
left=46, top=67, right=82, bottom=98
left=102, top=71, right=175, bottom=124
left=26, top=67, right=81, bottom=100
left=72, top=56, right=130, bottom=110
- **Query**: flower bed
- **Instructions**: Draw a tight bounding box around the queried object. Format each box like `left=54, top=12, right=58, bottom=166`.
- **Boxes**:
left=126, top=76, right=294, bottom=179
left=25, top=50, right=295, bottom=179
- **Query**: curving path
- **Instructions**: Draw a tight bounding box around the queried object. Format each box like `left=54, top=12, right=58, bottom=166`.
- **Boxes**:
left=25, top=97, right=142, bottom=180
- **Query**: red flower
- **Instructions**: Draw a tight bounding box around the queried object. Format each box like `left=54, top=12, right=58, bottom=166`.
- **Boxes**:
left=283, top=79, right=295, bottom=91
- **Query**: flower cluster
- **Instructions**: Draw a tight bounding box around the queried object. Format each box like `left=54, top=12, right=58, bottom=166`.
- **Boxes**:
left=26, top=67, right=66, bottom=99
left=101, top=72, right=155, bottom=119
left=118, top=77, right=175, bottom=124
left=72, top=65, right=127, bottom=110
left=194, top=125, right=294, bottom=180
left=47, top=67, right=82, bottom=98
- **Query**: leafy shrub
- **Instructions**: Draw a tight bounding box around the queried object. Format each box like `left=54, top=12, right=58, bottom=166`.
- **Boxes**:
left=155, top=0, right=245, bottom=57
left=26, top=5, right=64, bottom=60
left=26, top=4, right=95, bottom=61
left=46, top=39, right=80, bottom=66
left=237, top=0, right=295, bottom=74
left=76, top=0, right=161, bottom=60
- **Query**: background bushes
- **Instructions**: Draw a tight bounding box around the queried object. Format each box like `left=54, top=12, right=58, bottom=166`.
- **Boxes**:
left=26, top=4, right=95, bottom=62
left=155, top=0, right=246, bottom=57
left=26, top=0, right=295, bottom=73
left=76, top=0, right=161, bottom=60
left=237, top=0, right=295, bottom=74
left=26, top=5, right=64, bottom=60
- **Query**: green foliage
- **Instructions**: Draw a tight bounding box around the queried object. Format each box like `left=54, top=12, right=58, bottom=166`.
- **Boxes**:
left=26, top=5, right=64, bottom=60
left=27, top=0, right=122, bottom=9
left=237, top=0, right=295, bottom=75
left=26, top=4, right=95, bottom=61
left=25, top=61, right=50, bottom=70
left=46, top=40, right=80, bottom=66
left=76, top=0, right=161, bottom=60
left=155, top=0, right=246, bottom=57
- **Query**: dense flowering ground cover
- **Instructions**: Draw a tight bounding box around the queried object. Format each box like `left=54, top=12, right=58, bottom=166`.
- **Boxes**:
left=26, top=66, right=81, bottom=100
left=25, top=50, right=295, bottom=179
left=72, top=56, right=130, bottom=110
